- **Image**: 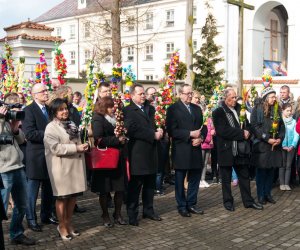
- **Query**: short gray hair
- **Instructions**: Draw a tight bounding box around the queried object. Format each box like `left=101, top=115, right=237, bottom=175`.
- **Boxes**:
left=178, top=83, right=191, bottom=94
left=223, top=88, right=235, bottom=99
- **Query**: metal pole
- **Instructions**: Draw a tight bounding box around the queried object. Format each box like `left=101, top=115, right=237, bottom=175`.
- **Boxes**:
left=238, top=0, right=244, bottom=95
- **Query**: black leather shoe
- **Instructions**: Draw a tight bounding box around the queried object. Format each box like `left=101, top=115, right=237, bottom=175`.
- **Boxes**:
left=224, top=205, right=235, bottom=212
left=42, top=216, right=59, bottom=225
left=74, top=204, right=87, bottom=213
left=28, top=222, right=42, bottom=232
left=11, top=234, right=36, bottom=245
left=178, top=210, right=191, bottom=217
left=187, top=206, right=204, bottom=215
left=143, top=213, right=162, bottom=221
left=245, top=202, right=263, bottom=210
left=265, top=195, right=276, bottom=204
left=128, top=220, right=139, bottom=226
left=258, top=197, right=267, bottom=205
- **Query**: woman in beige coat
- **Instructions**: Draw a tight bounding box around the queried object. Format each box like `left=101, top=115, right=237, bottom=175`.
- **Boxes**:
left=44, top=98, right=88, bottom=241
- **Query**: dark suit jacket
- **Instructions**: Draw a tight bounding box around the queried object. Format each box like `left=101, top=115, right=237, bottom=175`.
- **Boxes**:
left=166, top=100, right=206, bottom=170
left=22, top=101, right=49, bottom=179
left=124, top=100, right=157, bottom=175
left=68, top=103, right=81, bottom=127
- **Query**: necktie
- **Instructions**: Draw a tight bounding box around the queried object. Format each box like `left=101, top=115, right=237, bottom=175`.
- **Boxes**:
left=187, top=105, right=191, bottom=114
left=42, top=106, right=49, bottom=121
left=140, top=105, right=145, bottom=112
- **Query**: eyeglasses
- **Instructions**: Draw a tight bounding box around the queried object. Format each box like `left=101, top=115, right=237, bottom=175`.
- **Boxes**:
left=137, top=93, right=146, bottom=96
left=33, top=89, right=48, bottom=94
left=181, top=92, right=193, bottom=96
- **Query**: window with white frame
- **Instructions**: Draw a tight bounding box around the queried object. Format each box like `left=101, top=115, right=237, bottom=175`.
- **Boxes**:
left=70, top=25, right=75, bottom=39
left=145, top=44, right=153, bottom=61
left=70, top=51, right=76, bottom=64
left=56, top=27, right=62, bottom=37
left=127, top=16, right=135, bottom=31
left=145, top=75, right=153, bottom=80
left=166, top=10, right=174, bottom=27
left=84, top=50, right=90, bottom=64
left=193, top=40, right=198, bottom=51
left=145, top=13, right=153, bottom=29
left=166, top=42, right=174, bottom=59
left=84, top=22, right=90, bottom=38
left=193, top=6, right=197, bottom=24
left=127, top=47, right=134, bottom=61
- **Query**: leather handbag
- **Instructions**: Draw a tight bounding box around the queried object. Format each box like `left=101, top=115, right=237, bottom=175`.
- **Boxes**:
left=85, top=146, right=120, bottom=170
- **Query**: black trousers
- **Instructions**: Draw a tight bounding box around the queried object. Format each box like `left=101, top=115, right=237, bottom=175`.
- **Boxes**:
left=220, top=165, right=254, bottom=207
left=0, top=222, right=4, bottom=250
left=127, top=174, right=156, bottom=222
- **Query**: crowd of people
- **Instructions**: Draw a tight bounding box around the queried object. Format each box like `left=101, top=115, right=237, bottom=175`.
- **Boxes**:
left=0, top=81, right=299, bottom=248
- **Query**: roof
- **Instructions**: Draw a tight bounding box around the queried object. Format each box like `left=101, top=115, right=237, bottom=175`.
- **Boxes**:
left=244, top=79, right=299, bottom=85
left=4, top=21, right=54, bottom=32
left=0, top=33, right=65, bottom=43
left=34, top=0, right=162, bottom=23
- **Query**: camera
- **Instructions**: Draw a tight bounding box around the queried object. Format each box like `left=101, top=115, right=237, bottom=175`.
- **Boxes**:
left=0, top=135, right=14, bottom=145
left=0, top=101, right=25, bottom=121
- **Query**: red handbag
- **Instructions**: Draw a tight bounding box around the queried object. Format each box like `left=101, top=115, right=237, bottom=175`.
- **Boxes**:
left=85, top=146, right=120, bottom=170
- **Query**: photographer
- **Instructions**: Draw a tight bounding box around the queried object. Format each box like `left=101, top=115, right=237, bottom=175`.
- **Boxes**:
left=0, top=93, right=35, bottom=245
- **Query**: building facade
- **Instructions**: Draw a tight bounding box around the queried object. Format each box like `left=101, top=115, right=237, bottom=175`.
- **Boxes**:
left=33, top=0, right=300, bottom=92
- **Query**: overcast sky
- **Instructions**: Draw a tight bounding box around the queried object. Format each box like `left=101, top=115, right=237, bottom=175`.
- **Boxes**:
left=0, top=0, right=63, bottom=37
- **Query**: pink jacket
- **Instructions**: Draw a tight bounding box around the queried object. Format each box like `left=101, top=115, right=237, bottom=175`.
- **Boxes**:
left=201, top=118, right=215, bottom=150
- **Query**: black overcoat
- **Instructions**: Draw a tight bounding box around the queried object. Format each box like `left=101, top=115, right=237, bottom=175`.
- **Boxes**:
left=22, top=101, right=49, bottom=180
left=123, top=100, right=157, bottom=175
left=166, top=100, right=206, bottom=170
left=250, top=105, right=285, bottom=168
left=212, top=102, right=251, bottom=167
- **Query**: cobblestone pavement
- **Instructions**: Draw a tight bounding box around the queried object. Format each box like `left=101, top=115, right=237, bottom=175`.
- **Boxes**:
left=4, top=182, right=300, bottom=250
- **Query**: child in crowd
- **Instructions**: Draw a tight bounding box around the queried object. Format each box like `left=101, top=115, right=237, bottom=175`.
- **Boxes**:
left=281, top=103, right=299, bottom=190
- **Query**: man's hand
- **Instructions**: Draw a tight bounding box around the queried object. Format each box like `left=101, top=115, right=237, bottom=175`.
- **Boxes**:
left=192, top=138, right=201, bottom=147
left=118, top=136, right=127, bottom=144
left=0, top=106, right=7, bottom=119
left=154, top=129, right=163, bottom=140
left=243, top=130, right=250, bottom=140
left=190, top=129, right=201, bottom=138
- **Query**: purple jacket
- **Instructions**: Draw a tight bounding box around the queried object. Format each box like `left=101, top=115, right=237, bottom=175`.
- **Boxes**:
left=201, top=118, right=215, bottom=150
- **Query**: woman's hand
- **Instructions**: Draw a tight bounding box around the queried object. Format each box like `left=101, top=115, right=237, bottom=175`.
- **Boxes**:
left=267, top=138, right=276, bottom=145
left=76, top=143, right=89, bottom=153
left=118, top=136, right=127, bottom=144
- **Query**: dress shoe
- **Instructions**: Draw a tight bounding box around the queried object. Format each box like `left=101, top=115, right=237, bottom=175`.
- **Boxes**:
left=11, top=234, right=36, bottom=245
left=28, top=222, right=42, bottom=232
left=57, top=226, right=72, bottom=241
left=42, top=216, right=59, bottom=225
left=129, top=220, right=139, bottom=226
left=224, top=205, right=235, bottom=212
left=258, top=197, right=266, bottom=205
left=187, top=206, right=204, bottom=215
left=245, top=202, right=263, bottom=210
left=113, top=213, right=127, bottom=225
left=74, top=204, right=87, bottom=213
left=143, top=213, right=162, bottom=221
left=178, top=209, right=191, bottom=217
left=265, top=195, right=276, bottom=204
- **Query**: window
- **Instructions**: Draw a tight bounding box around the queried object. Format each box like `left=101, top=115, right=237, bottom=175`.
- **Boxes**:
left=127, top=47, right=134, bottom=61
left=70, top=51, right=76, bottom=65
left=166, top=43, right=174, bottom=59
left=84, top=50, right=90, bottom=64
left=193, top=6, right=197, bottom=24
left=56, top=27, right=61, bottom=38
left=145, top=75, right=153, bottom=80
left=104, top=20, right=111, bottom=34
left=84, top=22, right=90, bottom=38
left=145, top=13, right=153, bottom=30
left=70, top=25, right=75, bottom=39
left=166, top=10, right=174, bottom=27
left=193, top=40, right=197, bottom=51
left=127, top=16, right=135, bottom=31
left=145, top=44, right=153, bottom=61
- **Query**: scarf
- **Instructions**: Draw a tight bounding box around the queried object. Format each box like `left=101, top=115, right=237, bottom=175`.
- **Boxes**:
left=283, top=116, right=293, bottom=126
left=59, top=120, right=79, bottom=140
left=105, top=114, right=116, bottom=127
left=222, top=106, right=238, bottom=157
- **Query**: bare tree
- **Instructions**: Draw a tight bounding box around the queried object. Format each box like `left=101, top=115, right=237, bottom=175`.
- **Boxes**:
left=185, top=0, right=194, bottom=85
left=111, top=0, right=121, bottom=65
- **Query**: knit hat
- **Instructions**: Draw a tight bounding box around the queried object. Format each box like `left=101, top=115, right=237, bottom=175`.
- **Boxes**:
left=261, top=87, right=276, bottom=100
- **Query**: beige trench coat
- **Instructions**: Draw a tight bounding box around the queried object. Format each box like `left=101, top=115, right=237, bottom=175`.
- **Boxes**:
left=44, top=121, right=87, bottom=197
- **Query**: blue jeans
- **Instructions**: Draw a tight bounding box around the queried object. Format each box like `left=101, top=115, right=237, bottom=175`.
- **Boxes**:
left=1, top=168, right=27, bottom=239
left=26, top=178, right=53, bottom=223
left=256, top=168, right=274, bottom=199
left=175, top=169, right=201, bottom=211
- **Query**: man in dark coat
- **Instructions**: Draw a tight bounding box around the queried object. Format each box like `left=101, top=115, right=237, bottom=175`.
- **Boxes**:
left=22, top=83, right=57, bottom=232
left=166, top=83, right=207, bottom=217
left=212, top=88, right=263, bottom=211
left=124, top=84, right=163, bottom=226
